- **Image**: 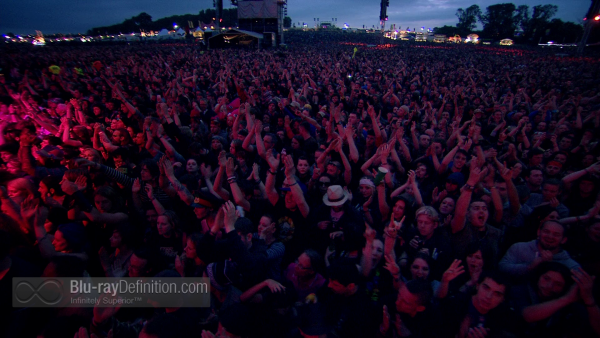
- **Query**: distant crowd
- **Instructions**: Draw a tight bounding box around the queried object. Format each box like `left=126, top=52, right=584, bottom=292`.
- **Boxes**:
left=1, top=33, right=600, bottom=337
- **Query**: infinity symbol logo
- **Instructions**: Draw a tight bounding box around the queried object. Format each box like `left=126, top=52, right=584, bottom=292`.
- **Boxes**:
left=15, top=280, right=63, bottom=305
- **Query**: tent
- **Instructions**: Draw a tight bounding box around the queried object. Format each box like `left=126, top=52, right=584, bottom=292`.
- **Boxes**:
left=465, top=34, right=479, bottom=44
left=209, top=29, right=263, bottom=49
left=192, top=27, right=204, bottom=38
left=157, top=29, right=170, bottom=40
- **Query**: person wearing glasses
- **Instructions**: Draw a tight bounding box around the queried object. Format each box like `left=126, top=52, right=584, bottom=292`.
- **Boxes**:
left=284, top=249, right=326, bottom=302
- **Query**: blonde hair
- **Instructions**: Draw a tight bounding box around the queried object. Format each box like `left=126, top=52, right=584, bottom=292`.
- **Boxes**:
left=415, top=206, right=439, bottom=223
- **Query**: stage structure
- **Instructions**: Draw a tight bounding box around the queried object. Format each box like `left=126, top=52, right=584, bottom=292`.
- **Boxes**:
left=236, top=0, right=286, bottom=46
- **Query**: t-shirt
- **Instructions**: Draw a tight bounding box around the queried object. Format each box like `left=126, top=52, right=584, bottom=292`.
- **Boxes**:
left=284, top=263, right=326, bottom=302
left=271, top=198, right=310, bottom=266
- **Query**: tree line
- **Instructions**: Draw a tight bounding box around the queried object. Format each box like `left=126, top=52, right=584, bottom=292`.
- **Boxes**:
left=87, top=9, right=240, bottom=36
left=434, top=3, right=584, bottom=44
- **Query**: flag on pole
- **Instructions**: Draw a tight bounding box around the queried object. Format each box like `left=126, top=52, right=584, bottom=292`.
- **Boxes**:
left=352, top=47, right=358, bottom=59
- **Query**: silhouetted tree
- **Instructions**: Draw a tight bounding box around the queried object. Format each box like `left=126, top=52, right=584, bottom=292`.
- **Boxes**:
left=517, top=5, right=557, bottom=42
left=434, top=25, right=460, bottom=36
left=478, top=3, right=520, bottom=39
left=456, top=5, right=481, bottom=35
left=284, top=16, right=292, bottom=28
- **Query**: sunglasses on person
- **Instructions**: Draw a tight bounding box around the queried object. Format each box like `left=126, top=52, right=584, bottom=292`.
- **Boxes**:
left=318, top=181, right=331, bottom=187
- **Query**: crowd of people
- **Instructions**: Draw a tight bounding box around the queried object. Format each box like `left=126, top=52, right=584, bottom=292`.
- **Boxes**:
left=1, top=34, right=600, bottom=338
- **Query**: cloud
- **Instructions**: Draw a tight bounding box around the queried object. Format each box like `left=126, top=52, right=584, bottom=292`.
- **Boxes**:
left=0, top=0, right=589, bottom=35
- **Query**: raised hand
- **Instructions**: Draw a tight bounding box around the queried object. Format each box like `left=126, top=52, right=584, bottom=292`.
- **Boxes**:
left=461, top=138, right=473, bottom=151
left=466, top=166, right=483, bottom=186
left=20, top=195, right=39, bottom=221
left=175, top=252, right=186, bottom=276
left=283, top=154, right=296, bottom=178
left=249, top=163, right=260, bottom=181
left=60, top=177, right=81, bottom=196
left=158, top=156, right=166, bottom=176
left=572, top=268, right=596, bottom=305
left=334, top=137, right=344, bottom=153
left=254, top=120, right=263, bottom=134
left=222, top=201, right=238, bottom=230
left=265, top=151, right=280, bottom=172
left=312, top=167, right=321, bottom=180
left=225, top=157, right=236, bottom=177
left=499, top=164, right=513, bottom=182
left=264, top=279, right=286, bottom=293
left=344, top=125, right=354, bottom=140
left=218, top=151, right=227, bottom=168
left=364, top=224, right=376, bottom=243
left=200, top=163, right=212, bottom=178
left=390, top=215, right=405, bottom=234
left=383, top=254, right=400, bottom=276
left=162, top=157, right=174, bottom=177
left=432, top=187, right=440, bottom=204
left=75, top=176, right=87, bottom=191
left=381, top=305, right=391, bottom=334
left=441, top=259, right=465, bottom=283
left=407, top=170, right=416, bottom=184
left=145, top=184, right=154, bottom=199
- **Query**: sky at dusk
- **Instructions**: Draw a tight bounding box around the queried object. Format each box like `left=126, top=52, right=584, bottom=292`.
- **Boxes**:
left=0, top=0, right=590, bottom=35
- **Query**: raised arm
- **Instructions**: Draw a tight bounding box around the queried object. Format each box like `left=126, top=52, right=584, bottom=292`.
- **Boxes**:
left=451, top=167, right=482, bottom=234
left=334, top=139, right=352, bottom=186
left=265, top=151, right=281, bottom=206
left=438, top=143, right=460, bottom=174
left=368, top=105, right=383, bottom=146
left=343, top=125, right=360, bottom=163
left=396, top=127, right=412, bottom=162
left=361, top=225, right=376, bottom=277
left=562, top=162, right=600, bottom=186
left=407, top=170, right=423, bottom=207
left=410, top=121, right=419, bottom=151
left=225, top=157, right=252, bottom=212
left=253, top=121, right=267, bottom=160
left=499, top=164, right=521, bottom=216
left=62, top=176, right=128, bottom=224
left=283, top=155, right=309, bottom=218
left=242, top=122, right=257, bottom=153
left=212, top=151, right=231, bottom=200
left=162, top=158, right=194, bottom=205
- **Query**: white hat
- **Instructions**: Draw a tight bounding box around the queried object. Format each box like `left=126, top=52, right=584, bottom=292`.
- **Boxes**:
left=323, top=185, right=349, bottom=206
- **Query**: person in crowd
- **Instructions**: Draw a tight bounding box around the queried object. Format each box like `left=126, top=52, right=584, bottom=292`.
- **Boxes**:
left=499, top=220, right=581, bottom=280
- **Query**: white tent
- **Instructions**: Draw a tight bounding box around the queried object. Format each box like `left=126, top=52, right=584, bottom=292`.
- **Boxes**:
left=157, top=29, right=170, bottom=40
